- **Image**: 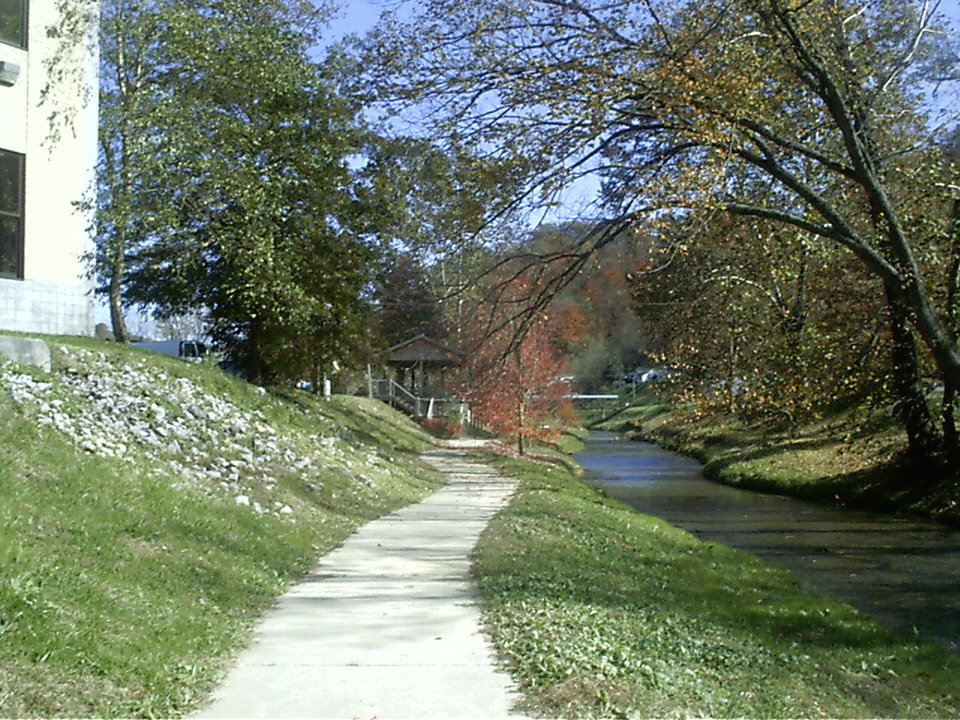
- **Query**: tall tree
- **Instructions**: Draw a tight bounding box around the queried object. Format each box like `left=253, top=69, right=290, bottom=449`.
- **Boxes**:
left=631, top=210, right=888, bottom=420
left=93, top=0, right=373, bottom=384
left=349, top=135, right=519, bottom=349
left=95, top=0, right=169, bottom=342
left=365, top=0, right=960, bottom=458
left=528, top=223, right=650, bottom=391
left=375, top=252, right=446, bottom=347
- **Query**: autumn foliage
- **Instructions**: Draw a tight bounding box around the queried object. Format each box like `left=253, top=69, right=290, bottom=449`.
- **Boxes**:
left=467, top=315, right=574, bottom=455
left=365, top=0, right=960, bottom=463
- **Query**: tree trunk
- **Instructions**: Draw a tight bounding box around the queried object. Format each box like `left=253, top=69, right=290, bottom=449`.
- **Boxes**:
left=727, top=332, right=739, bottom=414
left=884, top=282, right=941, bottom=461
left=943, top=381, right=957, bottom=460
left=246, top=318, right=267, bottom=386
left=517, top=399, right=525, bottom=456
left=108, top=20, right=135, bottom=346
left=762, top=0, right=960, bottom=414
left=942, top=196, right=960, bottom=460
left=108, top=263, right=131, bottom=342
left=784, top=240, right=808, bottom=355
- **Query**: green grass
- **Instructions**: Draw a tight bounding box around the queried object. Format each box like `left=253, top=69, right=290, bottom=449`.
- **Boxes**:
left=0, top=335, right=442, bottom=718
left=589, top=395, right=674, bottom=432
left=472, top=451, right=960, bottom=719
left=551, top=428, right=588, bottom=455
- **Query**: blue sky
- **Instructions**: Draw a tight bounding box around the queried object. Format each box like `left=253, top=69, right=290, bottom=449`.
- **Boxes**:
left=325, top=0, right=387, bottom=41
left=326, top=1, right=960, bottom=50
left=326, top=1, right=960, bottom=33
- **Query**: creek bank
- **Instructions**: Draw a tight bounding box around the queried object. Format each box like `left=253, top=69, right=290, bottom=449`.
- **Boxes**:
left=577, top=434, right=960, bottom=656
left=592, top=397, right=960, bottom=527
left=471, top=447, right=960, bottom=719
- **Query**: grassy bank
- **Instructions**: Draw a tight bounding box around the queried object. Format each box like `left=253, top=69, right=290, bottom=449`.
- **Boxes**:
left=0, top=336, right=441, bottom=718
left=592, top=394, right=960, bottom=525
left=472, top=451, right=960, bottom=718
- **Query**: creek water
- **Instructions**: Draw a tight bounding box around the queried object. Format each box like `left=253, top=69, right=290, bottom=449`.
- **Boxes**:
left=576, top=432, right=960, bottom=654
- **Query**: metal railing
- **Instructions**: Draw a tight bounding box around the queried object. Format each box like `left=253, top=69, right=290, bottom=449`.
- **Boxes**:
left=369, top=378, right=469, bottom=421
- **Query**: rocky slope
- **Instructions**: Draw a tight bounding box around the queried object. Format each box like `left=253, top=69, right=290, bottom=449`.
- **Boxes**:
left=1, top=344, right=400, bottom=522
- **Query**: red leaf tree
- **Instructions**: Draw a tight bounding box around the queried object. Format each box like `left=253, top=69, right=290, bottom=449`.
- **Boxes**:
left=467, top=316, right=574, bottom=455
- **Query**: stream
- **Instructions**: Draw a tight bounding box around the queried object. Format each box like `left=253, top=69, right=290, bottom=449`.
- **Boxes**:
left=576, top=432, right=960, bottom=654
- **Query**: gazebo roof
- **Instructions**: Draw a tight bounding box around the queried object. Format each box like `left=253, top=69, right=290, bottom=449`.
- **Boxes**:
left=387, top=335, right=466, bottom=366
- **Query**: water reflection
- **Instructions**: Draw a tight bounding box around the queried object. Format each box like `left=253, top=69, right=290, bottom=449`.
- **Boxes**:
left=577, top=432, right=960, bottom=654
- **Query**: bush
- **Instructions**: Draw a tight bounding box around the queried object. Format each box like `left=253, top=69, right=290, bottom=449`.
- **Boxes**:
left=419, top=418, right=462, bottom=438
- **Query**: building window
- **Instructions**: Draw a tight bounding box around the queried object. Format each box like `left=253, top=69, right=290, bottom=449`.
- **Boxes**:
left=0, top=0, right=27, bottom=49
left=0, top=149, right=24, bottom=279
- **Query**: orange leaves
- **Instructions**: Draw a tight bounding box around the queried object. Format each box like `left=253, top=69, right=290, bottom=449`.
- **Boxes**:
left=467, top=301, right=573, bottom=453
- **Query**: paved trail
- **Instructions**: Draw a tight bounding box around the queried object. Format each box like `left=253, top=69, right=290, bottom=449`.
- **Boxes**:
left=196, top=442, right=522, bottom=719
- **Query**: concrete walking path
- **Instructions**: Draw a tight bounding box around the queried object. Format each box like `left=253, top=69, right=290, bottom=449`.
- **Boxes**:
left=195, top=441, right=523, bottom=719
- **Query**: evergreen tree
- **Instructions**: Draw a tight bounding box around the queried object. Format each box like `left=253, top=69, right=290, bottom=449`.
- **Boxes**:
left=375, top=252, right=445, bottom=347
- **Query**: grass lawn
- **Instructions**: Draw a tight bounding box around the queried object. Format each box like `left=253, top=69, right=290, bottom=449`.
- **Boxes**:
left=0, top=335, right=442, bottom=718
left=473, top=450, right=960, bottom=719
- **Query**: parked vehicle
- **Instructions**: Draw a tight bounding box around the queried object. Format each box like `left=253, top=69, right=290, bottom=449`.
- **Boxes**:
left=625, top=367, right=681, bottom=384
left=132, top=340, right=209, bottom=361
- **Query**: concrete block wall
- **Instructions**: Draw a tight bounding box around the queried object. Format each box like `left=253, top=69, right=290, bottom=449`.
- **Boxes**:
left=0, top=277, right=93, bottom=336
left=0, top=0, right=98, bottom=338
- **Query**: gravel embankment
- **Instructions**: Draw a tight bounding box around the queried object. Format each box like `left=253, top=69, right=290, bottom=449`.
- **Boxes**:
left=1, top=347, right=392, bottom=520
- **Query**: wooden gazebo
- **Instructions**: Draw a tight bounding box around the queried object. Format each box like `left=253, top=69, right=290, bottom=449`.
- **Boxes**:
left=386, top=334, right=466, bottom=398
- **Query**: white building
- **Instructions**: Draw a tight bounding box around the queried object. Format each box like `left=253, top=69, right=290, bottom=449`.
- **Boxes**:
left=0, top=0, right=97, bottom=335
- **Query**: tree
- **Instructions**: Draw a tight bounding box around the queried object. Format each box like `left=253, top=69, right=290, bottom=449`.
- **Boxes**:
left=348, top=137, right=504, bottom=257
left=527, top=223, right=651, bottom=391
left=631, top=210, right=888, bottom=420
left=468, top=313, right=574, bottom=455
left=365, top=0, right=960, bottom=459
left=375, top=251, right=446, bottom=347
left=95, top=0, right=170, bottom=342
left=348, top=134, right=526, bottom=350
left=92, top=0, right=374, bottom=384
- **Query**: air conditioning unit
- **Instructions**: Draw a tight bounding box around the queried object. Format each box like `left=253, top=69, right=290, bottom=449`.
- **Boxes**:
left=0, top=61, right=21, bottom=87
